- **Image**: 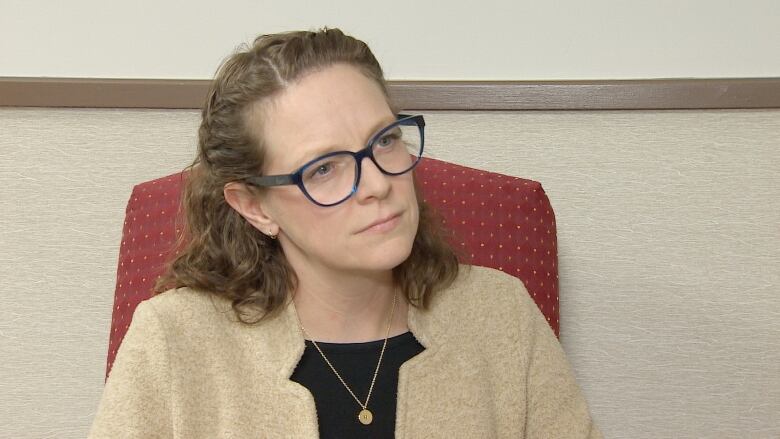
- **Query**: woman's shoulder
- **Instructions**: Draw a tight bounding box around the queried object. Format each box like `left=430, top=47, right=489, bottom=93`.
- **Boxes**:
left=146, top=286, right=225, bottom=307
left=456, top=264, right=523, bottom=290
left=134, top=287, right=236, bottom=330
left=439, top=265, right=529, bottom=308
left=126, top=288, right=278, bottom=362
left=429, top=264, right=539, bottom=332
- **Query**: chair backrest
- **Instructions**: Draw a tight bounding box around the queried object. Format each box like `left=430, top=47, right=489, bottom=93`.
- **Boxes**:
left=107, top=157, right=560, bottom=377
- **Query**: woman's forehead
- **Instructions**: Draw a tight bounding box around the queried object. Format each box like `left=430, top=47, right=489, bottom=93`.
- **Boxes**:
left=254, top=65, right=395, bottom=171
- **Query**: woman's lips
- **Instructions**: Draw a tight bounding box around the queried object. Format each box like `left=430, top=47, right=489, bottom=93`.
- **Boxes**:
left=357, top=212, right=402, bottom=234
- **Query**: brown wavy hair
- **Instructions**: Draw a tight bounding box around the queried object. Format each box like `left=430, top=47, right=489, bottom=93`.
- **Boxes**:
left=156, top=28, right=459, bottom=323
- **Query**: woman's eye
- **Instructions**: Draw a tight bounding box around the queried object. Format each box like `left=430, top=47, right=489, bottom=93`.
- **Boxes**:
left=376, top=132, right=399, bottom=148
left=308, top=162, right=333, bottom=179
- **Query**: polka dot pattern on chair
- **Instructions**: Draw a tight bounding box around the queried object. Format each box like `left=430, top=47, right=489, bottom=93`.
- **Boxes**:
left=107, top=172, right=185, bottom=378
left=105, top=158, right=559, bottom=378
left=415, top=159, right=559, bottom=334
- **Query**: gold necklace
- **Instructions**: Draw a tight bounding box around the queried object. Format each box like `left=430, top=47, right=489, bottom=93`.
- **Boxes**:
left=299, top=292, right=397, bottom=426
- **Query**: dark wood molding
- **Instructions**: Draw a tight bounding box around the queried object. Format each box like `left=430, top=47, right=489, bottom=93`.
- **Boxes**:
left=0, top=77, right=206, bottom=109
left=390, top=78, right=780, bottom=110
left=1, top=77, right=779, bottom=110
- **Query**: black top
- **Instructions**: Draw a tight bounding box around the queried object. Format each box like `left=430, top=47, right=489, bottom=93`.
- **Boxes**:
left=290, top=331, right=425, bottom=439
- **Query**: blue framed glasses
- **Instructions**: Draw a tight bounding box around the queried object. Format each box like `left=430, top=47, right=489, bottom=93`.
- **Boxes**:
left=245, top=114, right=425, bottom=207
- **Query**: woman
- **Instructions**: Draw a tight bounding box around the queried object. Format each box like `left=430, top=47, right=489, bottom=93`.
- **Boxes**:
left=89, top=28, right=601, bottom=438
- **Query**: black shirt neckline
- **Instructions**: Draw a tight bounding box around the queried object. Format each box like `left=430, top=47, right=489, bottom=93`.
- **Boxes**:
left=303, top=331, right=416, bottom=354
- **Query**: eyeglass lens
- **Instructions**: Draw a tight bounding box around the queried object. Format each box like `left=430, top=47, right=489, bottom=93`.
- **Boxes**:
left=301, top=120, right=422, bottom=205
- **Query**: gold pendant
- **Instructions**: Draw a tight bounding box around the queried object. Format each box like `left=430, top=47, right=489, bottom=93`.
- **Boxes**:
left=358, top=409, right=373, bottom=425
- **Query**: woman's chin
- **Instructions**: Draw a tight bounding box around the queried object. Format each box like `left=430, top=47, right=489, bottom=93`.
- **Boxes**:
left=347, top=238, right=415, bottom=272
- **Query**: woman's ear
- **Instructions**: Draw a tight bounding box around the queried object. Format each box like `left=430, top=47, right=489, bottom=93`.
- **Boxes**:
left=223, top=182, right=279, bottom=237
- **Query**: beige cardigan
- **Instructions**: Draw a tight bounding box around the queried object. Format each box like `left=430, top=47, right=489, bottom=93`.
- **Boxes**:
left=89, top=266, right=601, bottom=438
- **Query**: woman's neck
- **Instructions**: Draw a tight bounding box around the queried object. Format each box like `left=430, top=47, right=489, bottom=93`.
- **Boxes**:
left=291, top=268, right=409, bottom=343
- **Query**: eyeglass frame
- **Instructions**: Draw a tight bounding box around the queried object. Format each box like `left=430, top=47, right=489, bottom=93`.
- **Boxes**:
left=243, top=114, right=425, bottom=207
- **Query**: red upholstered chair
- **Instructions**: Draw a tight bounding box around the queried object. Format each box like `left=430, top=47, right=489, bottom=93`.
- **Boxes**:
left=106, top=158, right=559, bottom=377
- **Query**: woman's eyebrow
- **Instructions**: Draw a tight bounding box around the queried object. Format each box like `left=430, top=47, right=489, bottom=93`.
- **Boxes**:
left=288, top=116, right=398, bottom=170
left=367, top=116, right=398, bottom=139
left=290, top=143, right=345, bottom=169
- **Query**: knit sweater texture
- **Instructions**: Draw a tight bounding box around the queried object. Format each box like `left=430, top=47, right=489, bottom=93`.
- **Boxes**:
left=89, top=265, right=602, bottom=438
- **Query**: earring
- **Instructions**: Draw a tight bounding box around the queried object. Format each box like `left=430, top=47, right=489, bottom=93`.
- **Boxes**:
left=268, top=230, right=278, bottom=240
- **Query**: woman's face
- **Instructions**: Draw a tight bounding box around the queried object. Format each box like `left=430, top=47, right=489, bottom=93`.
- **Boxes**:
left=248, top=64, right=419, bottom=277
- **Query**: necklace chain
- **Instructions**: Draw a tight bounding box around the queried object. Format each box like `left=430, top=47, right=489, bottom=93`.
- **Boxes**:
left=299, top=292, right=398, bottom=419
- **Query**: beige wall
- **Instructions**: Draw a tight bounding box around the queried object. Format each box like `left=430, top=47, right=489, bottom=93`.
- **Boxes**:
left=2, top=0, right=779, bottom=80
left=1, top=107, right=779, bottom=438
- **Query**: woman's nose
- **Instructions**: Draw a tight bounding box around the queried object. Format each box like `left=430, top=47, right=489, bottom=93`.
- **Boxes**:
left=354, top=156, right=391, bottom=203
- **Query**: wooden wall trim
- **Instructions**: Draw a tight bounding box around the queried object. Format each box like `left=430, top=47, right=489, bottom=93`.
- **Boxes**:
left=1, top=77, right=779, bottom=110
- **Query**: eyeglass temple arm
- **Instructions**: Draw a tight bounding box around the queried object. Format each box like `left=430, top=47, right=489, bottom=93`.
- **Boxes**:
left=246, top=174, right=296, bottom=188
